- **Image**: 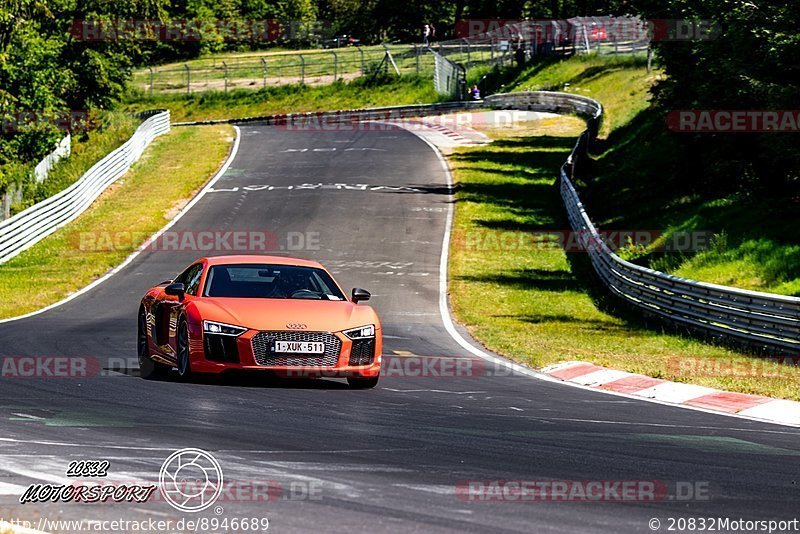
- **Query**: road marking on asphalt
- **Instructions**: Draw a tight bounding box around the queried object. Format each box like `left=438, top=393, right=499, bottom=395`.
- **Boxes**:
left=10, top=413, right=45, bottom=421
left=0, top=481, right=28, bottom=495
left=208, top=183, right=424, bottom=193
left=0, top=457, right=74, bottom=485
left=383, top=389, right=486, bottom=395
left=258, top=461, right=412, bottom=473
left=392, top=484, right=455, bottom=495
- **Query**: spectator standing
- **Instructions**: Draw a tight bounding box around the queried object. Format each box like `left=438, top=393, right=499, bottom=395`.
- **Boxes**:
left=470, top=85, right=481, bottom=100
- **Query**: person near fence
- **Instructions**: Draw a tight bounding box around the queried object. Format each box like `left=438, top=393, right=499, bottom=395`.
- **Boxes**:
left=515, top=45, right=526, bottom=68
left=423, top=24, right=431, bottom=46
left=470, top=85, right=481, bottom=100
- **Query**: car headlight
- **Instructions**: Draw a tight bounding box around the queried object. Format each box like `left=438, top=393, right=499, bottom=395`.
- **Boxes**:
left=343, top=325, right=375, bottom=339
left=203, top=320, right=247, bottom=337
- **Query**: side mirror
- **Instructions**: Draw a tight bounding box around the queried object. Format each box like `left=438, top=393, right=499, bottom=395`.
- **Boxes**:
left=351, top=288, right=371, bottom=303
left=165, top=282, right=185, bottom=301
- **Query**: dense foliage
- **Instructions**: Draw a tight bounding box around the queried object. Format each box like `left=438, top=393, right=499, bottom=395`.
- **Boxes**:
left=639, top=0, right=800, bottom=195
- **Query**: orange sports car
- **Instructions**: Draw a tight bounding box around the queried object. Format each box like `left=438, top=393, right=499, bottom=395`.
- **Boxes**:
left=137, top=255, right=382, bottom=388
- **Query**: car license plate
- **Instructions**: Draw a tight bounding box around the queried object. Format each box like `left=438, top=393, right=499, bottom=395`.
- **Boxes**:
left=274, top=340, right=325, bottom=354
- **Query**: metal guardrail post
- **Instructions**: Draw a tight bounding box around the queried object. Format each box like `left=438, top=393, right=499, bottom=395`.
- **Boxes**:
left=223, top=61, right=228, bottom=93
left=185, top=64, right=190, bottom=94
left=414, top=44, right=419, bottom=74
left=331, top=51, right=338, bottom=80
left=261, top=57, right=267, bottom=87
left=462, top=39, right=471, bottom=69
left=357, top=46, right=365, bottom=76
left=2, top=189, right=10, bottom=220
left=149, top=67, right=154, bottom=96
left=299, top=55, right=305, bottom=84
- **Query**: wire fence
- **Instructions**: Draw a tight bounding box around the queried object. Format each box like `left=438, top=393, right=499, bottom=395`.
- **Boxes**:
left=132, top=17, right=651, bottom=96
left=134, top=45, right=437, bottom=94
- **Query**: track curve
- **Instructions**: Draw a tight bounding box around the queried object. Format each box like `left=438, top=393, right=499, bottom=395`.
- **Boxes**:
left=0, top=124, right=798, bottom=533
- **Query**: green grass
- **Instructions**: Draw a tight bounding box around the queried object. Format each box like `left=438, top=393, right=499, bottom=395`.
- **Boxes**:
left=123, top=75, right=444, bottom=123
left=447, top=54, right=800, bottom=399
left=0, top=125, right=234, bottom=318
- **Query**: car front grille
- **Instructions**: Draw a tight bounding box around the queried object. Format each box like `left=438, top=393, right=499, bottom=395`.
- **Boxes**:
left=251, top=331, right=341, bottom=367
left=348, top=339, right=375, bottom=366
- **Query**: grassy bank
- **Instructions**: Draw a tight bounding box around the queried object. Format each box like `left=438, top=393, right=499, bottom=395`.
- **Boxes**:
left=448, top=55, right=800, bottom=399
left=0, top=125, right=234, bottom=318
left=124, top=75, right=442, bottom=123
left=494, top=54, right=800, bottom=296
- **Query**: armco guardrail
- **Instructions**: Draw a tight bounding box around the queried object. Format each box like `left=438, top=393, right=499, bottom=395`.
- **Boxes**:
left=171, top=101, right=481, bottom=127
left=0, top=110, right=170, bottom=265
left=484, top=91, right=800, bottom=355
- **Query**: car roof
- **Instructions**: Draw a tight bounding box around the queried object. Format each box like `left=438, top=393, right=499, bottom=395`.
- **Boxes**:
left=201, top=255, right=325, bottom=269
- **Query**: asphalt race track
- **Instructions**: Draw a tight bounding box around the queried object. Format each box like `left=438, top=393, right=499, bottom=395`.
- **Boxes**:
left=0, top=124, right=798, bottom=533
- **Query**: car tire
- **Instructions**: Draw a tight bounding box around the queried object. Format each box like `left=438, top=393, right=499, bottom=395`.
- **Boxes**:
left=347, top=376, right=379, bottom=389
left=176, top=319, right=193, bottom=380
left=138, top=307, right=169, bottom=380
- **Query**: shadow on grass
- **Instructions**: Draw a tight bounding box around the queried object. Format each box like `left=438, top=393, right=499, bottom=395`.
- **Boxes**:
left=457, top=268, right=579, bottom=292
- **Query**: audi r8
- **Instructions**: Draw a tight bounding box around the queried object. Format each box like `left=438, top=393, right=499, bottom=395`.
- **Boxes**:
left=137, top=255, right=382, bottom=388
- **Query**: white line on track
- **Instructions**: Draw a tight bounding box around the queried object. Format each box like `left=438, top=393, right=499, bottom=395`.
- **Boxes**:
left=0, top=481, right=28, bottom=495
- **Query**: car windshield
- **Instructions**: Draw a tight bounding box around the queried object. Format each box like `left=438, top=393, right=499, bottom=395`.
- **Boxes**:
left=203, top=264, right=346, bottom=300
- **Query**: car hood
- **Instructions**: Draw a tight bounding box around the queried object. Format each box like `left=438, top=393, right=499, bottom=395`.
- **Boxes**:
left=192, top=297, right=378, bottom=332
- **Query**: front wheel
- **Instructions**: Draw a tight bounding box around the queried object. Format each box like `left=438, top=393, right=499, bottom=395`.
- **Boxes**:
left=176, top=319, right=193, bottom=379
left=347, top=376, right=379, bottom=389
left=138, top=308, right=169, bottom=380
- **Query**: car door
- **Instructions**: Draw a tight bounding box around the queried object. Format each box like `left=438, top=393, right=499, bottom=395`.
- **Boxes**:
left=153, top=263, right=203, bottom=359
